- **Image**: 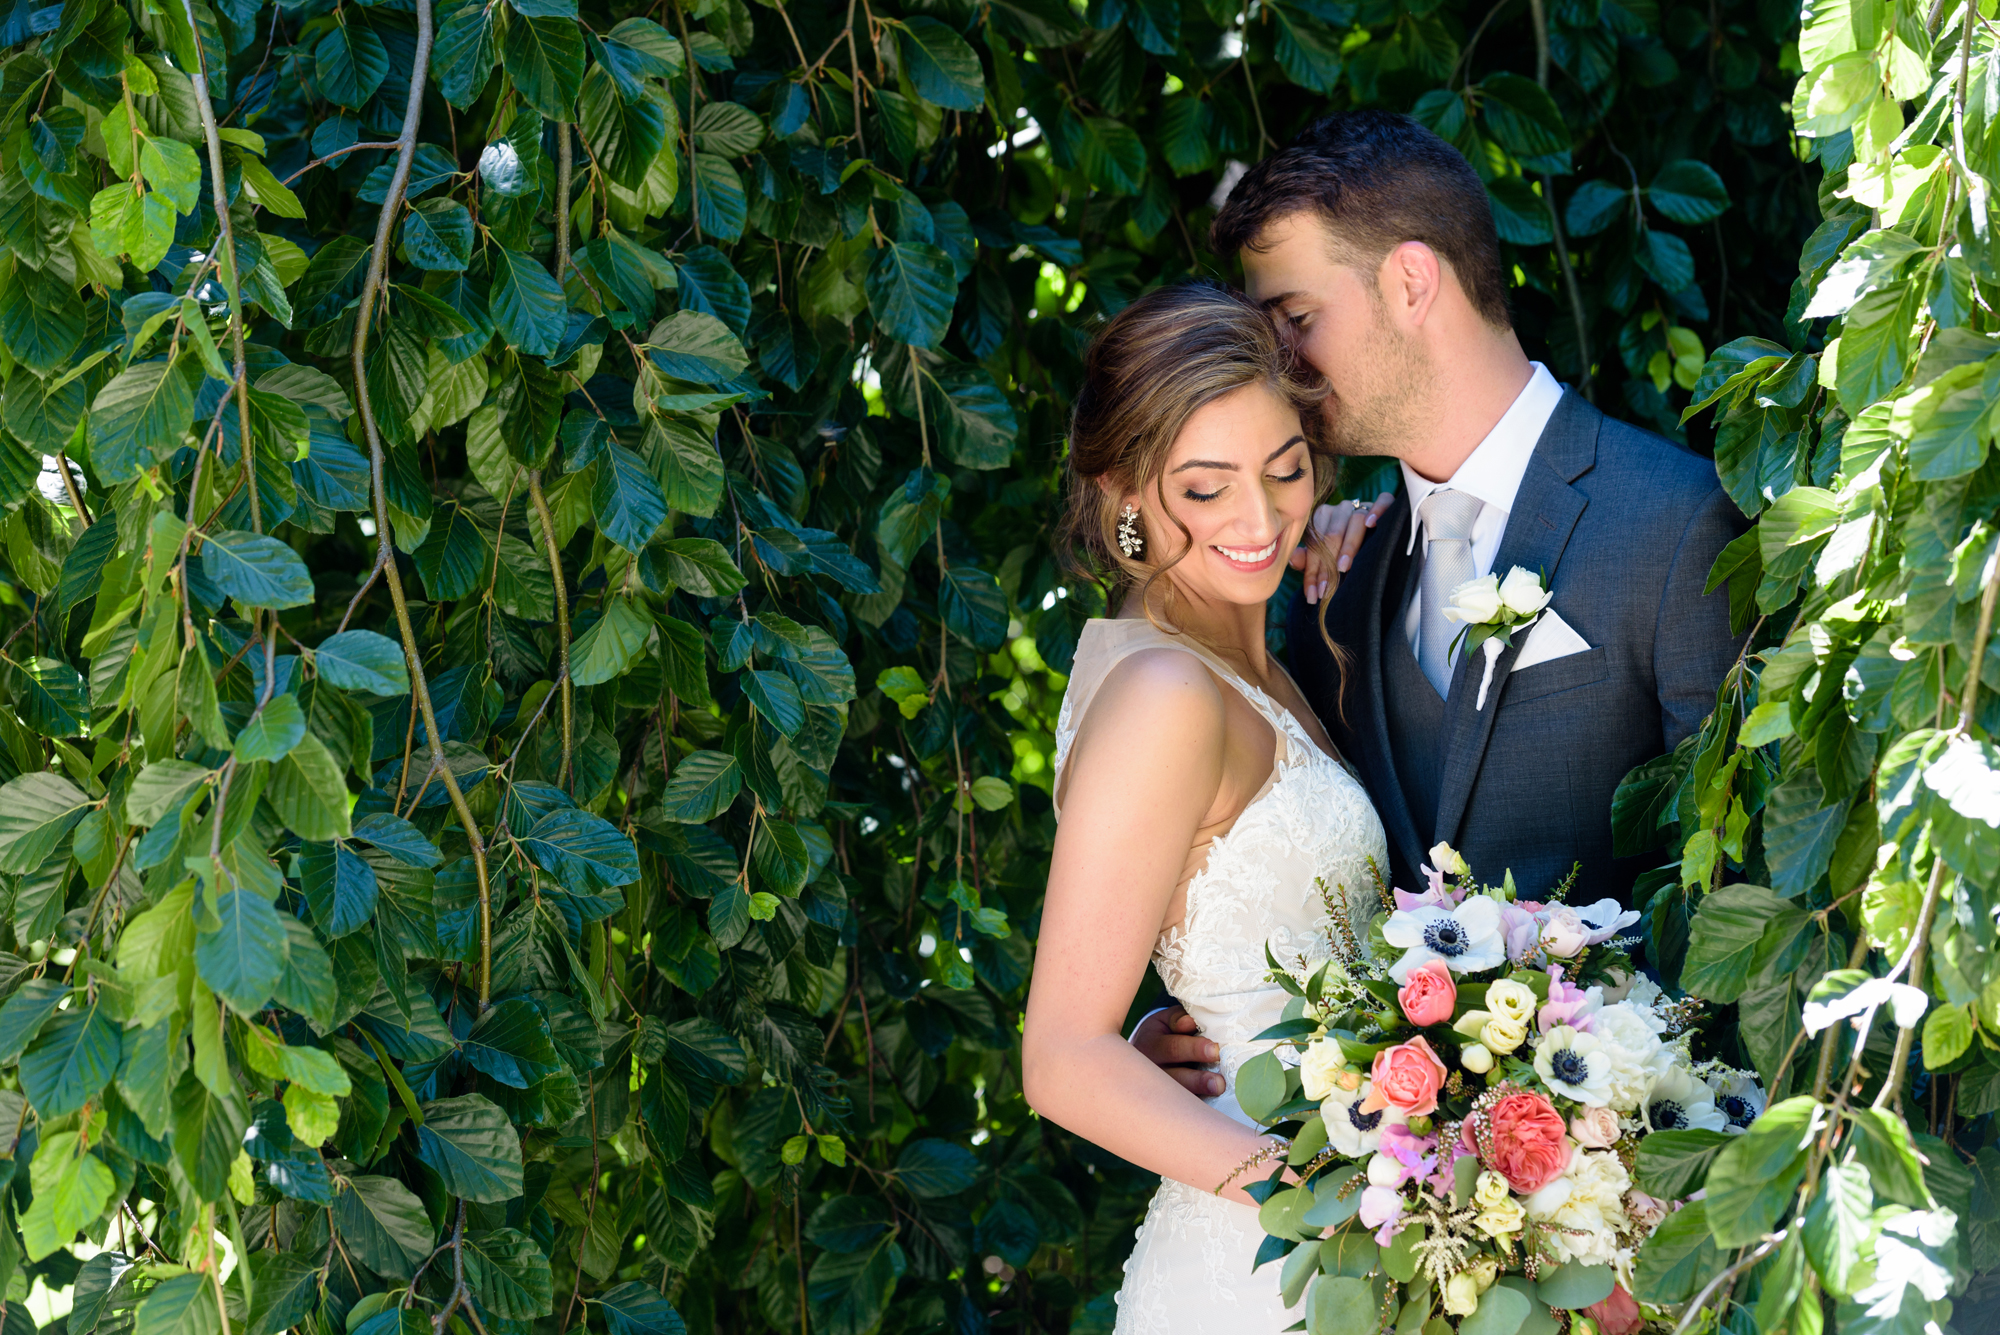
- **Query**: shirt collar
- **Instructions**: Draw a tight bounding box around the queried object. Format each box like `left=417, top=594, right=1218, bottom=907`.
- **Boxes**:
left=1403, top=363, right=1564, bottom=553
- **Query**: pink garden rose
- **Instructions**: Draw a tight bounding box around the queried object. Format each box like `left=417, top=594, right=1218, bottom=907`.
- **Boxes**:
left=1484, top=1091, right=1573, bottom=1193
left=1583, top=1285, right=1643, bottom=1335
left=1398, top=959, right=1458, bottom=1027
left=1540, top=906, right=1590, bottom=958
left=1571, top=1106, right=1620, bottom=1149
left=1360, top=1036, right=1448, bottom=1117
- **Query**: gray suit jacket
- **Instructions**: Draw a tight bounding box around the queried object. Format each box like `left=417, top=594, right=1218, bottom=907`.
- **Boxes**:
left=1286, top=390, right=1748, bottom=907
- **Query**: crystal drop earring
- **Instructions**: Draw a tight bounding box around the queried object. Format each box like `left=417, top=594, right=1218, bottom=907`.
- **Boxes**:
left=1116, top=503, right=1144, bottom=558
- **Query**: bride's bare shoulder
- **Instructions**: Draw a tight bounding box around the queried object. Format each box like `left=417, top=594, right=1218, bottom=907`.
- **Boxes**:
left=1076, top=647, right=1227, bottom=745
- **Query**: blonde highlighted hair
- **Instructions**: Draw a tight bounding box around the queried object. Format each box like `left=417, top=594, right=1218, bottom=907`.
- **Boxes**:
left=1057, top=280, right=1349, bottom=677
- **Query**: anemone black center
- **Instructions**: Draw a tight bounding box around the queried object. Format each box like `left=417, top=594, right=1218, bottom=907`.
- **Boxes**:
left=1719, top=1095, right=1755, bottom=1127
left=1649, top=1099, right=1686, bottom=1129
left=1548, top=1049, right=1588, bottom=1085
left=1423, top=920, right=1467, bottom=957
left=1347, top=1101, right=1382, bottom=1133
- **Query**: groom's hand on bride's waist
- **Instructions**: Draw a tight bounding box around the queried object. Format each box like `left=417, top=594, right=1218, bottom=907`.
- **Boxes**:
left=1130, top=1005, right=1225, bottom=1097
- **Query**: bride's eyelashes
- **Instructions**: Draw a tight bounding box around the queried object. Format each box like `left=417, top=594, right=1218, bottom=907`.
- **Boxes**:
left=1181, top=465, right=1306, bottom=503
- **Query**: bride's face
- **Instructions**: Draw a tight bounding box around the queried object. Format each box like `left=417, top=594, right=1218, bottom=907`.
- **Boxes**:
left=1128, top=382, right=1315, bottom=609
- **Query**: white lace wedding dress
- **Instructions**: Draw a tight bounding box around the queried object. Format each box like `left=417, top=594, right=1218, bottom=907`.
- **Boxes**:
left=1051, top=618, right=1390, bottom=1334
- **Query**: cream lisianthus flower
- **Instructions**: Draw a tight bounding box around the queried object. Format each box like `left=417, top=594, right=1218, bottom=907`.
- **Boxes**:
left=1443, top=1272, right=1482, bottom=1317
left=1474, top=1171, right=1512, bottom=1210
left=1300, top=1037, right=1348, bottom=1102
left=1474, top=1196, right=1527, bottom=1240
left=1443, top=573, right=1504, bottom=625
left=1482, top=1017, right=1529, bottom=1055
left=1485, top=978, right=1539, bottom=1027
left=1460, top=1042, right=1495, bottom=1074
left=1429, top=841, right=1469, bottom=878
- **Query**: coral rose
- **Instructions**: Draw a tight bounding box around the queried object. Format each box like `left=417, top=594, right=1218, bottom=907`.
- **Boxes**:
left=1359, top=1036, right=1448, bottom=1117
left=1398, top=959, right=1458, bottom=1028
left=1583, top=1285, right=1643, bottom=1335
left=1484, top=1091, right=1573, bottom=1193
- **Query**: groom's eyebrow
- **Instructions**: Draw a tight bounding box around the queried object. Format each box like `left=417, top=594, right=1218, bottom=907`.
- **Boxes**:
left=1170, top=438, right=1307, bottom=473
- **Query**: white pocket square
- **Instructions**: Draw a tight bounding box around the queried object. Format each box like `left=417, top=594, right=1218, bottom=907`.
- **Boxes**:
left=1513, top=609, right=1591, bottom=670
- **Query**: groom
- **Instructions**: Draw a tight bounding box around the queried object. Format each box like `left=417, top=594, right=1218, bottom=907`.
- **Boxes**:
left=1136, top=111, right=1746, bottom=1087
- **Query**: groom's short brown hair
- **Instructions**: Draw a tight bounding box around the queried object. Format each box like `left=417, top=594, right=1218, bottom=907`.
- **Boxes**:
left=1211, top=111, right=1512, bottom=329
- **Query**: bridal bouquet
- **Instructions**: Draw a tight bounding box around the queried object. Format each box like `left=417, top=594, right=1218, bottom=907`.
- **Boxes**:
left=1235, top=846, right=1766, bottom=1335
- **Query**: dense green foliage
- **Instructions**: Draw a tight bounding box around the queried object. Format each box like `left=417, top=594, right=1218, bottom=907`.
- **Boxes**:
left=0, top=0, right=1819, bottom=1331
left=1611, top=0, right=2000, bottom=1330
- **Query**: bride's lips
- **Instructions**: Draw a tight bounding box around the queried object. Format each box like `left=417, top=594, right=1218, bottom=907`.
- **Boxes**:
left=1211, top=537, right=1281, bottom=573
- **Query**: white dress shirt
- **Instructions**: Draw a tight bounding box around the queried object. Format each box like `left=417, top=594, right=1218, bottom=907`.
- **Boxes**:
left=1400, top=362, right=1565, bottom=653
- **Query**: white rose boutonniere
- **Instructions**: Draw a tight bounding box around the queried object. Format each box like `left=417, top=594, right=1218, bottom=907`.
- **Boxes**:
left=1441, top=565, right=1552, bottom=710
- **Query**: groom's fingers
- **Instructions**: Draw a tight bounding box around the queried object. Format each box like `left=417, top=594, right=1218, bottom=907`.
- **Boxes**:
left=1165, top=1066, right=1227, bottom=1097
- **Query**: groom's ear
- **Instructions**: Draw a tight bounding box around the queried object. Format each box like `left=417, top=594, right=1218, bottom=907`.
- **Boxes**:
left=1378, top=241, right=1443, bottom=328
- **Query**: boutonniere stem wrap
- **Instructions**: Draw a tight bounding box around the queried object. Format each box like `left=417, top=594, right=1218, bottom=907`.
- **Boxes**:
left=1442, top=567, right=1553, bottom=710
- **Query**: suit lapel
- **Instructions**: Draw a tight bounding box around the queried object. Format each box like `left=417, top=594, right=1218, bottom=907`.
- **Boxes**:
left=1433, top=392, right=1600, bottom=847
left=1354, top=503, right=1429, bottom=879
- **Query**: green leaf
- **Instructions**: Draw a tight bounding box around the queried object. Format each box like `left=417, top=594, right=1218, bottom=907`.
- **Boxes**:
left=1635, top=1128, right=1732, bottom=1200
left=1648, top=159, right=1731, bottom=223
left=649, top=537, right=744, bottom=596
left=1705, top=1095, right=1817, bottom=1247
left=501, top=13, right=587, bottom=120
left=248, top=1254, right=323, bottom=1335
left=464, top=1229, right=554, bottom=1319
left=266, top=730, right=353, bottom=842
left=894, top=1138, right=977, bottom=1197
left=333, top=1174, right=435, bottom=1279
left=938, top=562, right=1007, bottom=649
left=314, top=630, right=410, bottom=695
left=403, top=198, right=475, bottom=272
left=196, top=889, right=290, bottom=1015
left=571, top=597, right=654, bottom=686
left=11, top=657, right=88, bottom=737
left=21, top=1129, right=114, bottom=1259
left=1534, top=1262, right=1614, bottom=1309
left=1923, top=1002, right=1975, bottom=1069
left=200, top=530, right=315, bottom=609
left=522, top=808, right=641, bottom=894
left=593, top=443, right=670, bottom=552
left=597, top=1282, right=687, bottom=1335
left=491, top=247, right=568, bottom=356
left=89, top=358, right=197, bottom=483
left=1307, top=1275, right=1375, bottom=1335
left=660, top=750, right=740, bottom=822
left=1682, top=884, right=1789, bottom=1002
left=22, top=1001, right=123, bottom=1118
left=136, top=1273, right=220, bottom=1335
left=866, top=243, right=956, bottom=349
left=461, top=997, right=561, bottom=1088
left=0, top=979, right=68, bottom=1065
left=417, top=1094, right=524, bottom=1203
left=236, top=694, right=306, bottom=763
left=0, top=771, right=91, bottom=873
left=580, top=66, right=670, bottom=190
left=896, top=17, right=983, bottom=111
left=1478, top=73, right=1569, bottom=164
left=300, top=841, right=380, bottom=937
left=316, top=16, right=389, bottom=108
left=1802, top=1162, right=1874, bottom=1298
left=1632, top=1199, right=1723, bottom=1304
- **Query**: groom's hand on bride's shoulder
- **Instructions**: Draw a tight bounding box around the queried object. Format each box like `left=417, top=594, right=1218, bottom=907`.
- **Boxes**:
left=1131, top=1005, right=1226, bottom=1097
left=1290, top=492, right=1397, bottom=605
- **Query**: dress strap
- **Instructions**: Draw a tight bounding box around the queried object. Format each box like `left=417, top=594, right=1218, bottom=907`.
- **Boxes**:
left=1051, top=619, right=1298, bottom=819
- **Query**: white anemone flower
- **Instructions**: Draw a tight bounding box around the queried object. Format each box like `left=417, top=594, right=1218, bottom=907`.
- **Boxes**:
left=1323, top=1078, right=1407, bottom=1156
left=1571, top=898, right=1642, bottom=945
left=1643, top=1065, right=1729, bottom=1133
left=1705, top=1069, right=1767, bottom=1133
left=1383, top=894, right=1507, bottom=982
left=1532, top=1025, right=1616, bottom=1106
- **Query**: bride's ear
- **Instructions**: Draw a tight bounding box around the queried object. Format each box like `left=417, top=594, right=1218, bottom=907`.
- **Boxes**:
left=1094, top=475, right=1138, bottom=511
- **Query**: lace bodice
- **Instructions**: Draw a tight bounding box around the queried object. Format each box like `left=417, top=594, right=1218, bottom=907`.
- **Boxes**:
left=1052, top=618, right=1390, bottom=1114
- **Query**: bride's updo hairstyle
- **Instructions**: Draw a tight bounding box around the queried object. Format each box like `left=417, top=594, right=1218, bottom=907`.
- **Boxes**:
left=1059, top=279, right=1345, bottom=656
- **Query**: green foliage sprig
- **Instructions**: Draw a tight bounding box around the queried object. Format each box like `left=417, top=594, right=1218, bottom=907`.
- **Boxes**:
left=1617, top=0, right=2000, bottom=1328
left=0, top=0, right=1809, bottom=1332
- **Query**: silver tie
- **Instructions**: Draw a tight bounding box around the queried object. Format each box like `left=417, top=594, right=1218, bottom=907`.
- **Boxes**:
left=1418, top=488, right=1484, bottom=697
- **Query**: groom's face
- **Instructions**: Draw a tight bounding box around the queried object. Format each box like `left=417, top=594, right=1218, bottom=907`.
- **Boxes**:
left=1239, top=213, right=1427, bottom=459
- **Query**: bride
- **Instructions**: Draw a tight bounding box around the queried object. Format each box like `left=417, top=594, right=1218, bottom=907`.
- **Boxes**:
left=1021, top=281, right=1389, bottom=1331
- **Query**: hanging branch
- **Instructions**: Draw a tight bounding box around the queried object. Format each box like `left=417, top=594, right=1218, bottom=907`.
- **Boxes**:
left=178, top=0, right=260, bottom=535
left=348, top=0, right=495, bottom=1006
left=1529, top=0, right=1593, bottom=401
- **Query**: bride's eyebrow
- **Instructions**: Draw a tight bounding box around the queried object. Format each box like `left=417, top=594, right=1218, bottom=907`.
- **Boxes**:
left=1170, top=437, right=1307, bottom=473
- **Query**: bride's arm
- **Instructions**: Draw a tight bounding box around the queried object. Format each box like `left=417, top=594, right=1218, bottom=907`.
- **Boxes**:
left=1022, top=649, right=1282, bottom=1208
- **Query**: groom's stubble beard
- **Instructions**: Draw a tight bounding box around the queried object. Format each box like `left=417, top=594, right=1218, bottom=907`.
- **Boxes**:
left=1316, top=303, right=1438, bottom=461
